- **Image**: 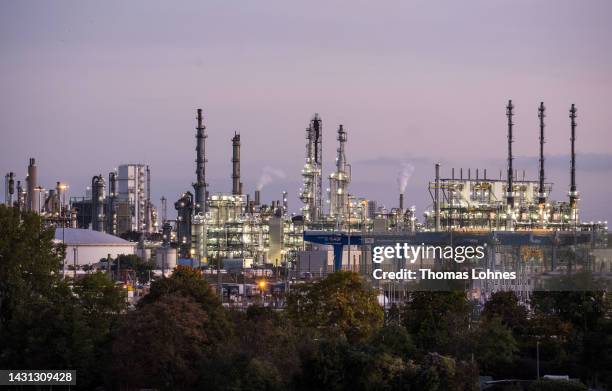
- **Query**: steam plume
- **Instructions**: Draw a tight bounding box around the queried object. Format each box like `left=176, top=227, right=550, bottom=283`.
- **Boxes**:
left=397, top=162, right=415, bottom=194
left=257, top=166, right=286, bottom=190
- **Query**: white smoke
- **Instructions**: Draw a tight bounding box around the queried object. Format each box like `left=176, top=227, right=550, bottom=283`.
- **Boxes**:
left=257, top=166, right=286, bottom=190
left=397, top=162, right=415, bottom=194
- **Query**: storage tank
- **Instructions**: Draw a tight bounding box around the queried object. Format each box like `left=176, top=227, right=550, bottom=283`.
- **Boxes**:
left=158, top=247, right=177, bottom=271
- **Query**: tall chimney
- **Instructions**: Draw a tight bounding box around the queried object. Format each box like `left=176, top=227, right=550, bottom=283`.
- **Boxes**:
left=145, top=165, right=152, bottom=233
left=91, top=175, right=105, bottom=232
left=232, top=132, right=241, bottom=195
left=506, top=100, right=515, bottom=209
left=254, top=190, right=261, bottom=206
left=434, top=163, right=441, bottom=231
left=399, top=193, right=404, bottom=211
left=27, top=158, right=38, bottom=212
left=107, top=172, right=117, bottom=234
left=193, top=109, right=208, bottom=214
left=569, top=104, right=578, bottom=211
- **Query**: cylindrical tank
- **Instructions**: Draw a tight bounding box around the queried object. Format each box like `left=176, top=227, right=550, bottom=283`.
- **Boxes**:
left=138, top=247, right=151, bottom=263
left=158, top=247, right=177, bottom=271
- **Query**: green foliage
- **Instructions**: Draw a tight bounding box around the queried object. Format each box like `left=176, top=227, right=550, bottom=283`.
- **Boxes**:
left=482, top=291, right=528, bottom=335
left=0, top=207, right=125, bottom=389
left=369, top=323, right=416, bottom=360
left=112, top=293, right=210, bottom=390
left=401, top=291, right=473, bottom=357
left=241, top=358, right=284, bottom=391
left=474, top=317, right=518, bottom=374
left=114, top=253, right=155, bottom=283
left=0, top=207, right=63, bottom=327
left=286, top=271, right=384, bottom=343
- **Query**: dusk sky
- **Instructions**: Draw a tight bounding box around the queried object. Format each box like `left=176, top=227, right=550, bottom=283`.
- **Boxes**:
left=1, top=1, right=611, bottom=223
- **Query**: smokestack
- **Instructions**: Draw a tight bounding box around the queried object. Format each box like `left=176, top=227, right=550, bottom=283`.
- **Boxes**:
left=434, top=163, right=441, bottom=231
left=107, top=172, right=117, bottom=234
left=538, top=102, right=546, bottom=205
left=145, top=165, right=151, bottom=233
left=569, top=104, right=579, bottom=211
left=27, top=158, right=38, bottom=212
left=399, top=193, right=404, bottom=211
left=506, top=100, right=515, bottom=209
left=232, top=132, right=241, bottom=195
left=484, top=169, right=487, bottom=180
left=254, top=190, right=261, bottom=206
left=91, top=175, right=105, bottom=232
left=193, top=109, right=208, bottom=214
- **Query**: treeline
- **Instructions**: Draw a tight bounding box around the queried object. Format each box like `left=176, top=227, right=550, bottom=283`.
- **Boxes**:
left=0, top=206, right=611, bottom=390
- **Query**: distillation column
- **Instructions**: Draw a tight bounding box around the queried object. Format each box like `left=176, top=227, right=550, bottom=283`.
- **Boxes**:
left=232, top=132, right=241, bottom=195
left=568, top=104, right=579, bottom=226
left=91, top=175, right=105, bottom=232
left=193, top=109, right=208, bottom=214
left=537, top=102, right=547, bottom=225
left=300, top=114, right=323, bottom=223
left=505, top=100, right=515, bottom=230
left=329, top=124, right=350, bottom=224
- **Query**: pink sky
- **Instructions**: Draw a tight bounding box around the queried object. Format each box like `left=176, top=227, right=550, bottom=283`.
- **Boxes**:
left=1, top=1, right=611, bottom=222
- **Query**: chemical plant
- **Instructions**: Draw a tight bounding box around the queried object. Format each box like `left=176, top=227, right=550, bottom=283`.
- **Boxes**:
left=3, top=100, right=610, bottom=305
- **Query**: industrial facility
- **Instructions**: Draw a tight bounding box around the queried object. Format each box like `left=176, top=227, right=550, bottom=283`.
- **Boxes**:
left=3, top=100, right=609, bottom=304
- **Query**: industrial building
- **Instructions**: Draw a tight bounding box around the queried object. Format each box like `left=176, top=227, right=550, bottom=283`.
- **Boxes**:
left=3, top=100, right=609, bottom=303
left=53, top=227, right=137, bottom=272
left=152, top=102, right=606, bottom=307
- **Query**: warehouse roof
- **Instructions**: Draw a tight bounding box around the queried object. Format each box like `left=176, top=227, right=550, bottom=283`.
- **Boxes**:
left=54, top=228, right=135, bottom=246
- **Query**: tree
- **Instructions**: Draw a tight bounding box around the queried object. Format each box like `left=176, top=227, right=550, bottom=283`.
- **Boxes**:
left=415, top=353, right=479, bottom=391
left=473, top=317, right=518, bottom=374
left=241, top=358, right=284, bottom=391
left=0, top=207, right=63, bottom=329
left=401, top=291, right=473, bottom=357
left=112, top=293, right=210, bottom=390
left=114, top=253, right=155, bottom=283
left=139, top=266, right=229, bottom=341
left=482, top=291, right=528, bottom=335
left=286, top=271, right=384, bottom=343
left=369, top=324, right=416, bottom=360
